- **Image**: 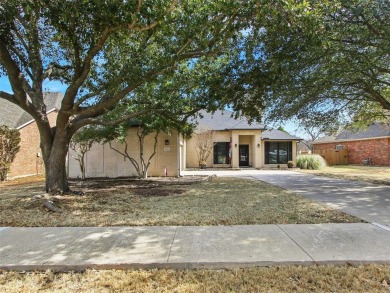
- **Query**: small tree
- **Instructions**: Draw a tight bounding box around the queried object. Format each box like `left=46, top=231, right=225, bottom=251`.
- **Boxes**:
left=193, top=127, right=215, bottom=168
left=0, top=126, right=21, bottom=181
left=109, top=126, right=159, bottom=179
left=108, top=114, right=193, bottom=179
left=69, top=132, right=94, bottom=180
left=76, top=113, right=194, bottom=179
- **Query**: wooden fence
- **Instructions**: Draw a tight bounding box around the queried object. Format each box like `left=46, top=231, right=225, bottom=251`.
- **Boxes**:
left=313, top=149, right=348, bottom=166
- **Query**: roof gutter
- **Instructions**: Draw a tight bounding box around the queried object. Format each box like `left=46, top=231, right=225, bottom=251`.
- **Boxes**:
left=262, top=138, right=302, bottom=141
left=312, top=136, right=390, bottom=144
left=225, top=128, right=267, bottom=131
left=16, top=108, right=58, bottom=130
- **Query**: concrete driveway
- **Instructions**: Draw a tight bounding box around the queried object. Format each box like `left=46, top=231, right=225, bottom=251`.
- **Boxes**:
left=182, top=170, right=390, bottom=228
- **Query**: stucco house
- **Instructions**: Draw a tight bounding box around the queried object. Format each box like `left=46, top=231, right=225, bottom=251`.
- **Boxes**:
left=0, top=92, right=62, bottom=178
left=68, top=109, right=301, bottom=178
left=312, top=122, right=390, bottom=166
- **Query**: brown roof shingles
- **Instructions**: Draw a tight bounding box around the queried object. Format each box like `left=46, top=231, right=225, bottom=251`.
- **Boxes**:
left=313, top=123, right=390, bottom=144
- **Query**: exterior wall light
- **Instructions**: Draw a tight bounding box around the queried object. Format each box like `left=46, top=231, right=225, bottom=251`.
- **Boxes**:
left=257, top=144, right=260, bottom=148
left=234, top=144, right=237, bottom=148
left=165, top=139, right=169, bottom=145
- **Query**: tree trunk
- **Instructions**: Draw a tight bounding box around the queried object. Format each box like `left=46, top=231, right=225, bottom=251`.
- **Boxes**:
left=141, top=168, right=148, bottom=179
left=43, top=135, right=70, bottom=194
left=80, top=156, right=86, bottom=180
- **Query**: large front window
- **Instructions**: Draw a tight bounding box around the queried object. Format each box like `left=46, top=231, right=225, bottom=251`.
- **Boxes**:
left=265, top=141, right=292, bottom=164
left=213, top=142, right=230, bottom=164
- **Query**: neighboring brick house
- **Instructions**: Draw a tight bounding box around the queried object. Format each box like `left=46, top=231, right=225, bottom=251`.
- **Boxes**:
left=312, top=123, right=390, bottom=166
left=68, top=109, right=301, bottom=178
left=0, top=92, right=63, bottom=178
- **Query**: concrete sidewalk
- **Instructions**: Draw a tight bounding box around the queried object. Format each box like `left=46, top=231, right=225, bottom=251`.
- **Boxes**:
left=1, top=224, right=390, bottom=271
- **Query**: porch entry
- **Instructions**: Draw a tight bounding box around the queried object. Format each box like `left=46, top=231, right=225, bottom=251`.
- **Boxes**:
left=239, top=145, right=249, bottom=166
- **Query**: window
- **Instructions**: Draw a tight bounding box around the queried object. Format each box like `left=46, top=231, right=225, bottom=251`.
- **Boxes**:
left=213, top=142, right=230, bottom=164
left=265, top=141, right=293, bottom=164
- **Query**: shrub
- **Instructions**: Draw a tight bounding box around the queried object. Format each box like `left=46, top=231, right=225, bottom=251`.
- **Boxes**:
left=0, top=126, right=21, bottom=181
left=297, top=154, right=327, bottom=170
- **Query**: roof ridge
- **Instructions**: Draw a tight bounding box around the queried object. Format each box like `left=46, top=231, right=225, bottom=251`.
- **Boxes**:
left=0, top=92, right=63, bottom=129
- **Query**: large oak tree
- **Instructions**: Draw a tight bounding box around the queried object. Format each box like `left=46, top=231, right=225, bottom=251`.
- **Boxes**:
left=0, top=0, right=256, bottom=192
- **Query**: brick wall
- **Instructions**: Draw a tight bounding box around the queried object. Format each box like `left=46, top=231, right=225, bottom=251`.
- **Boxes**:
left=8, top=112, right=57, bottom=178
left=313, top=138, right=390, bottom=166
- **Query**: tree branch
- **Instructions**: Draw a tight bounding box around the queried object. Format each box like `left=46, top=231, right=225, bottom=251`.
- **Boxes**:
left=109, top=141, right=141, bottom=176
left=0, top=42, right=35, bottom=112
left=69, top=109, right=163, bottom=134
left=363, top=86, right=390, bottom=110
left=62, top=0, right=178, bottom=111
left=0, top=91, right=17, bottom=104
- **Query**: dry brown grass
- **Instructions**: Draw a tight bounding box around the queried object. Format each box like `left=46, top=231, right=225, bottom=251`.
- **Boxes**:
left=298, top=165, right=390, bottom=185
left=1, top=265, right=390, bottom=292
left=0, top=177, right=361, bottom=226
left=0, top=174, right=45, bottom=186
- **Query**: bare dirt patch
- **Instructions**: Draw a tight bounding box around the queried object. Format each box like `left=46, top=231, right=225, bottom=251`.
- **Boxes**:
left=0, top=176, right=362, bottom=227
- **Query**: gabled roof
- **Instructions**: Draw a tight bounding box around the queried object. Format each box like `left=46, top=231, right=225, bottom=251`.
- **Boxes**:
left=312, top=122, right=390, bottom=144
left=194, top=110, right=266, bottom=130
left=0, top=92, right=63, bottom=129
left=261, top=129, right=301, bottom=141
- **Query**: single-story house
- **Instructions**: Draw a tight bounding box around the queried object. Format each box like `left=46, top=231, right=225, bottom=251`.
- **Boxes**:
left=68, top=109, right=301, bottom=178
left=312, top=122, right=390, bottom=166
left=0, top=92, right=62, bottom=178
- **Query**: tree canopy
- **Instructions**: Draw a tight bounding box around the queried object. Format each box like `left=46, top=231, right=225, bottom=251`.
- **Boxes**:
left=224, top=0, right=390, bottom=128
left=0, top=0, right=259, bottom=191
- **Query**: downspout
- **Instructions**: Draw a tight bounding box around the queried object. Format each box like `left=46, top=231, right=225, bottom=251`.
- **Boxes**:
left=66, top=149, right=69, bottom=178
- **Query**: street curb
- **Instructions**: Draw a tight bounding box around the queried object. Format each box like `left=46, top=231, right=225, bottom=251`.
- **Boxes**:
left=2, top=260, right=390, bottom=272
left=372, top=223, right=390, bottom=232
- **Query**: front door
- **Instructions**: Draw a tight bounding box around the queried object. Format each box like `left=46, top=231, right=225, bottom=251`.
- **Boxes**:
left=239, top=145, right=249, bottom=166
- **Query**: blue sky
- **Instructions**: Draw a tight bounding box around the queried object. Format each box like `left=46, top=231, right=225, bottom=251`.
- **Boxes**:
left=0, top=76, right=12, bottom=93
left=0, top=76, right=68, bottom=94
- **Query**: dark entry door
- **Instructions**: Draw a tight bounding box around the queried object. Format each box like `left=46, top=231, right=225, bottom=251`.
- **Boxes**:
left=239, top=145, right=249, bottom=166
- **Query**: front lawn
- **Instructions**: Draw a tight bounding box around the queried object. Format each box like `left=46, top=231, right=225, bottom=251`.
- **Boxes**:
left=0, top=177, right=361, bottom=226
left=1, top=265, right=390, bottom=292
left=298, top=165, right=390, bottom=185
